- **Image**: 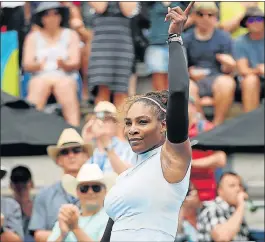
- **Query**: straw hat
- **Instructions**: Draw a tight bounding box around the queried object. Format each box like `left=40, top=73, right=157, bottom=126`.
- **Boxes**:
left=62, top=164, right=108, bottom=198
left=47, top=128, right=93, bottom=161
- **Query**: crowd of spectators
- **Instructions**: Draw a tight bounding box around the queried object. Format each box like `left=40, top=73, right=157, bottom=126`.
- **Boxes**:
left=0, top=1, right=264, bottom=242
left=1, top=1, right=264, bottom=126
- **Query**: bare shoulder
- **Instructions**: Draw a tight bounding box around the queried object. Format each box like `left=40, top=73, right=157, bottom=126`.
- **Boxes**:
left=25, top=31, right=37, bottom=42
left=160, top=139, right=191, bottom=183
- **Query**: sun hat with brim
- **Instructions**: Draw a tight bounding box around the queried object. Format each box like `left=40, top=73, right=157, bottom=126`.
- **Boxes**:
left=33, top=2, right=69, bottom=28
left=240, top=7, right=264, bottom=28
left=62, top=164, right=111, bottom=198
left=0, top=166, right=7, bottom=180
left=47, top=128, right=94, bottom=162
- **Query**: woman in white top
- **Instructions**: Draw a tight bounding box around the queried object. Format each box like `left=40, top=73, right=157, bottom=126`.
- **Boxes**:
left=100, top=3, right=195, bottom=242
left=22, top=2, right=81, bottom=126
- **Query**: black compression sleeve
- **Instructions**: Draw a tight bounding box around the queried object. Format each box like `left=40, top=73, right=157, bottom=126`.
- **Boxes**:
left=166, top=41, right=189, bottom=143
left=100, top=218, right=114, bottom=242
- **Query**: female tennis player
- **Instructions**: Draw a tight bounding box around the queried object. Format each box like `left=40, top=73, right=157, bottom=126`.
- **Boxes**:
left=101, top=3, right=194, bottom=241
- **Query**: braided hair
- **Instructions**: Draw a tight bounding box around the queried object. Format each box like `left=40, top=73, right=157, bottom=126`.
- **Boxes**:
left=124, top=90, right=169, bottom=122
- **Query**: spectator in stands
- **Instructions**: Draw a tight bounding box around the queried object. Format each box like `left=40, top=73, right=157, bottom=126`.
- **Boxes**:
left=219, top=2, right=264, bottom=39
left=177, top=183, right=201, bottom=242
left=233, top=7, right=264, bottom=112
left=22, top=2, right=81, bottom=127
left=197, top=172, right=250, bottom=242
left=183, top=2, right=236, bottom=125
left=28, top=128, right=93, bottom=242
left=82, top=101, right=135, bottom=174
left=47, top=164, right=108, bottom=242
left=87, top=2, right=138, bottom=108
left=1, top=166, right=24, bottom=242
left=188, top=96, right=227, bottom=202
left=145, top=2, right=187, bottom=91
left=10, top=166, right=34, bottom=241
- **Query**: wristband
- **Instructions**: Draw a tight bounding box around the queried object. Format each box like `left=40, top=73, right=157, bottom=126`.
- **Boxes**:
left=0, top=227, right=4, bottom=235
left=167, top=33, right=183, bottom=45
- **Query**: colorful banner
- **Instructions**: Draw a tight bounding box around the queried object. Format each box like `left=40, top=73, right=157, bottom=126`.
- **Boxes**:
left=0, top=31, right=19, bottom=97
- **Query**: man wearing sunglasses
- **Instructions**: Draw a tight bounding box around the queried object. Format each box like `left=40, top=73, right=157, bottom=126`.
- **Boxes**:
left=233, top=6, right=264, bottom=113
left=28, top=128, right=93, bottom=242
left=183, top=2, right=236, bottom=126
left=47, top=164, right=108, bottom=242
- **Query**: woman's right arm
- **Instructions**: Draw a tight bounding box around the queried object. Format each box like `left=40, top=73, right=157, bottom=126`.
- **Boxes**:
left=22, top=33, right=42, bottom=73
left=100, top=218, right=114, bottom=242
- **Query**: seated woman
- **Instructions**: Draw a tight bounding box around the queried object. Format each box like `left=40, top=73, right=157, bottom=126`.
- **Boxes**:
left=22, top=2, right=81, bottom=126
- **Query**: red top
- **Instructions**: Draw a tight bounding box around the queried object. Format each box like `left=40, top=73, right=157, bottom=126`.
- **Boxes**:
left=189, top=120, right=216, bottom=201
left=72, top=1, right=81, bottom=6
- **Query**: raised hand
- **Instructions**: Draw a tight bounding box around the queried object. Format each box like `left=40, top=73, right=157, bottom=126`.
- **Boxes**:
left=67, top=205, right=80, bottom=230
left=58, top=205, right=73, bottom=235
left=165, top=2, right=195, bottom=34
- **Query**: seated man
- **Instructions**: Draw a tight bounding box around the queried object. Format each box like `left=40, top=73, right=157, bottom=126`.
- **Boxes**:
left=183, top=2, right=236, bottom=125
left=197, top=172, right=250, bottom=242
left=219, top=2, right=264, bottom=39
left=1, top=166, right=24, bottom=242
left=233, top=7, right=264, bottom=112
left=48, top=164, right=109, bottom=242
left=28, top=128, right=93, bottom=242
left=83, top=101, right=135, bottom=175
left=10, top=166, right=34, bottom=241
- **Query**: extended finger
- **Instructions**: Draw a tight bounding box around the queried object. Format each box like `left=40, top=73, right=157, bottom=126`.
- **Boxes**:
left=165, top=12, right=185, bottom=22
left=184, top=2, right=195, bottom=16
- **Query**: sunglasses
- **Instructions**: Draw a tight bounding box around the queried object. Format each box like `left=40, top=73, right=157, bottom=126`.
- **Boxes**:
left=247, top=16, right=264, bottom=24
left=196, top=12, right=215, bottom=18
left=58, top=147, right=83, bottom=156
left=78, top=184, right=104, bottom=193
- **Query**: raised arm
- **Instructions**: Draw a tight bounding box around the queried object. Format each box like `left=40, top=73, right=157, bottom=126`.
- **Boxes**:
left=161, top=3, right=194, bottom=184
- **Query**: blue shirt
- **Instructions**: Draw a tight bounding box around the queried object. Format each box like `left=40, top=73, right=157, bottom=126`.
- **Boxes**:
left=1, top=197, right=24, bottom=240
left=183, top=28, right=233, bottom=76
left=233, top=33, right=264, bottom=69
left=104, top=146, right=191, bottom=241
left=28, top=182, right=79, bottom=233
left=47, top=209, right=108, bottom=242
left=88, top=137, right=135, bottom=172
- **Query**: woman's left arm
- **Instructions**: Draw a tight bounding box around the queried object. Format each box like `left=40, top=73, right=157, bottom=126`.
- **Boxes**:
left=58, top=30, right=81, bottom=72
left=161, top=3, right=194, bottom=184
